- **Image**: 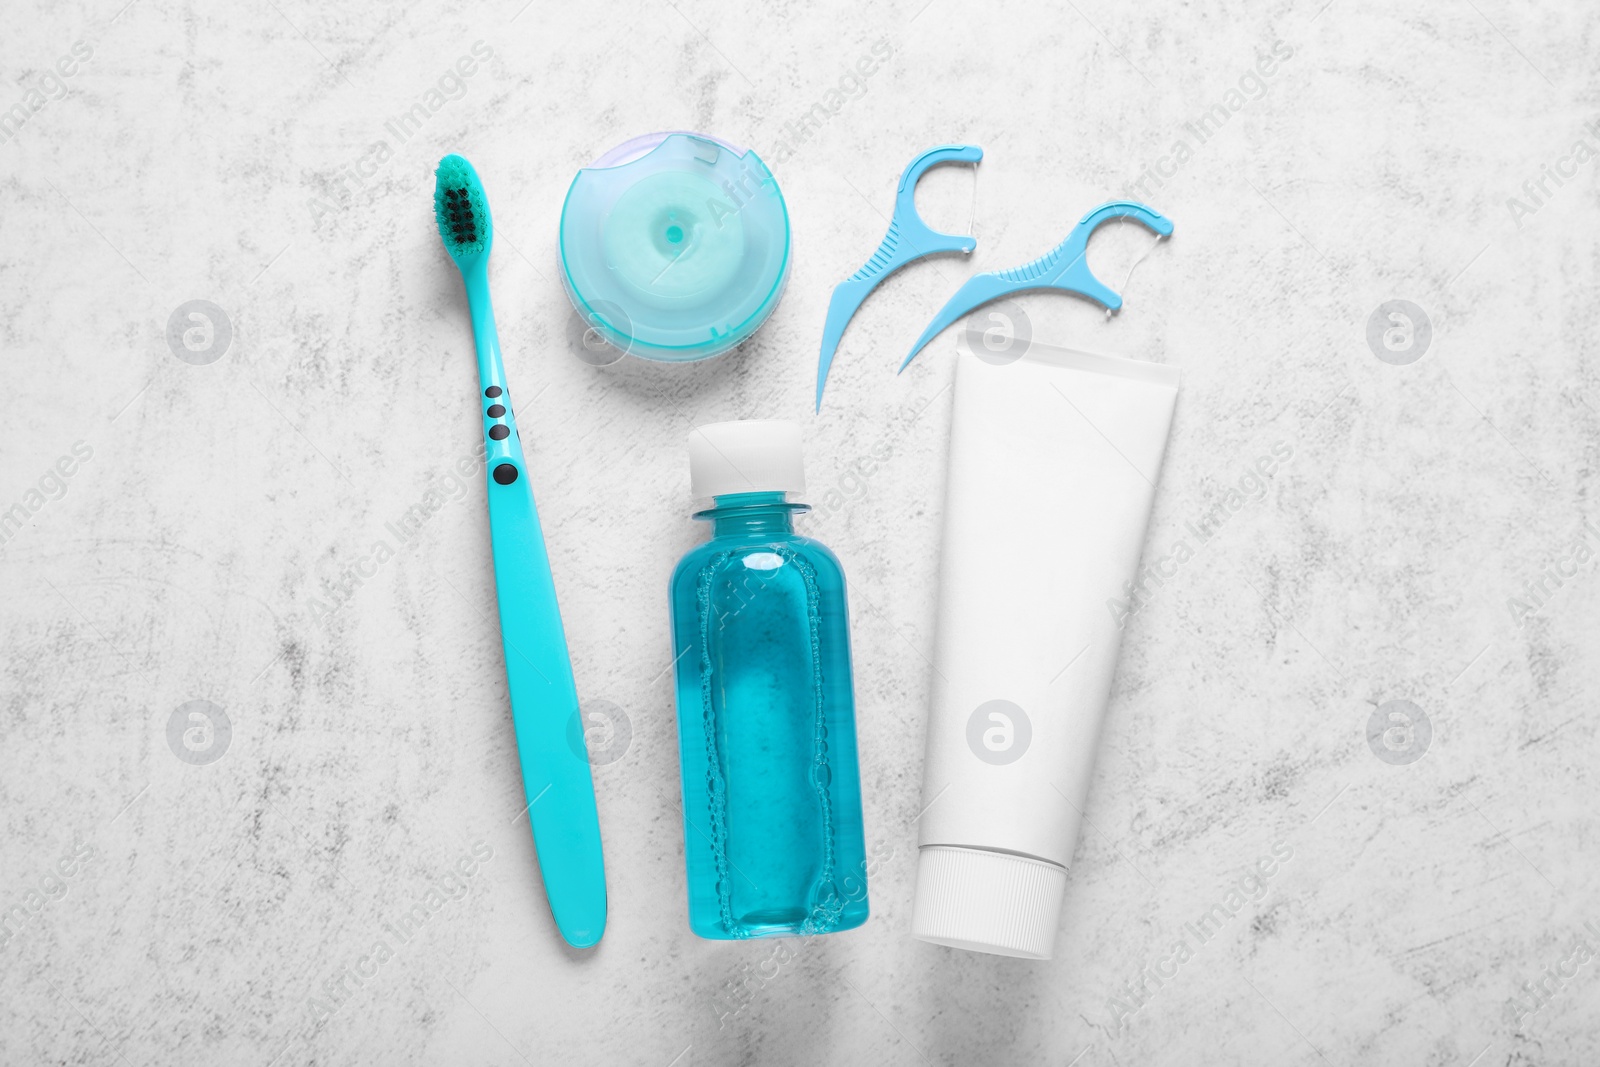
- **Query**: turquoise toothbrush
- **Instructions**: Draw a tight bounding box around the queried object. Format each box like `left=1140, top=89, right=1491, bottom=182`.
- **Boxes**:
left=433, top=153, right=607, bottom=949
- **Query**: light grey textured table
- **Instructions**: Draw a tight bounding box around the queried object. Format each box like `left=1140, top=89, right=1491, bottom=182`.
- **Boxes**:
left=3, top=1, right=1598, bottom=1064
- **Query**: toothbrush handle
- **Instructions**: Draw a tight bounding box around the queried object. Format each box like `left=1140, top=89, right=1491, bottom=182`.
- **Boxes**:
left=486, top=461, right=609, bottom=949
left=466, top=269, right=606, bottom=948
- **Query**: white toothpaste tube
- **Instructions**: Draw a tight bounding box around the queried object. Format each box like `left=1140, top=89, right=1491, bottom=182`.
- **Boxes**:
left=912, top=340, right=1179, bottom=959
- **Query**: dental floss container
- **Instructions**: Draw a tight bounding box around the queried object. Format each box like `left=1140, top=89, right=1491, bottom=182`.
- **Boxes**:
left=558, top=132, right=792, bottom=362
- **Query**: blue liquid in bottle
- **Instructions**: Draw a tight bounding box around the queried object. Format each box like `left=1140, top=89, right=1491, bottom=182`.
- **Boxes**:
left=670, top=489, right=868, bottom=939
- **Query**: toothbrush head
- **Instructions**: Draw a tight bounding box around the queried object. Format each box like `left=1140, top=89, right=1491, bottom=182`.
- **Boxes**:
left=434, top=153, right=493, bottom=267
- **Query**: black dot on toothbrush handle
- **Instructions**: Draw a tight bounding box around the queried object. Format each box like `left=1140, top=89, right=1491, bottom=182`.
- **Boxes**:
left=484, top=386, right=502, bottom=398
left=493, top=464, right=518, bottom=485
left=486, top=404, right=506, bottom=418
left=489, top=425, right=509, bottom=440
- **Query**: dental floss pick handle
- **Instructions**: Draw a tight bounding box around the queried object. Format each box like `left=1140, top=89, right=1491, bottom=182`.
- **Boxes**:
left=899, top=200, right=1173, bottom=371
left=434, top=155, right=607, bottom=949
left=815, top=144, right=982, bottom=410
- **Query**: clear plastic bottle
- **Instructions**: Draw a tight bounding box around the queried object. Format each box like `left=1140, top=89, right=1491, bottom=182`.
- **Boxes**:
left=669, top=420, right=868, bottom=940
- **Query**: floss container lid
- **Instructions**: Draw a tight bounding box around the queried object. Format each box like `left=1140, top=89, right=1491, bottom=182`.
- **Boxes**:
left=558, top=132, right=791, bottom=362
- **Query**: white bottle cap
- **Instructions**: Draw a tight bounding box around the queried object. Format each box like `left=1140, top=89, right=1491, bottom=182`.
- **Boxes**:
left=911, top=845, right=1068, bottom=959
left=687, top=420, right=805, bottom=499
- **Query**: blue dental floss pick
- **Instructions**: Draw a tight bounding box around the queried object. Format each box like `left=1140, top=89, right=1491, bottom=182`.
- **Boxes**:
left=898, top=200, right=1174, bottom=372
left=816, top=144, right=983, bottom=410
left=559, top=131, right=791, bottom=363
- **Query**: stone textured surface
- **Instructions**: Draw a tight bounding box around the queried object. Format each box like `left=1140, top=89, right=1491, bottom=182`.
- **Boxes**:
left=3, top=0, right=1598, bottom=1064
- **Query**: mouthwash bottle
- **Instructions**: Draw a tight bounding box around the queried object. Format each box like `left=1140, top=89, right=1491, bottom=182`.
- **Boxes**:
left=669, top=420, right=869, bottom=940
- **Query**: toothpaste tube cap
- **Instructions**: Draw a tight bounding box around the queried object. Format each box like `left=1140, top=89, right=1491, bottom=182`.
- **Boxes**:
left=912, top=845, right=1067, bottom=960
left=687, top=419, right=805, bottom=500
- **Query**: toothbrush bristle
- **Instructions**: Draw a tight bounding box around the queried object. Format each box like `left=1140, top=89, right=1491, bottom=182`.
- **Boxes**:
left=433, top=154, right=491, bottom=261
